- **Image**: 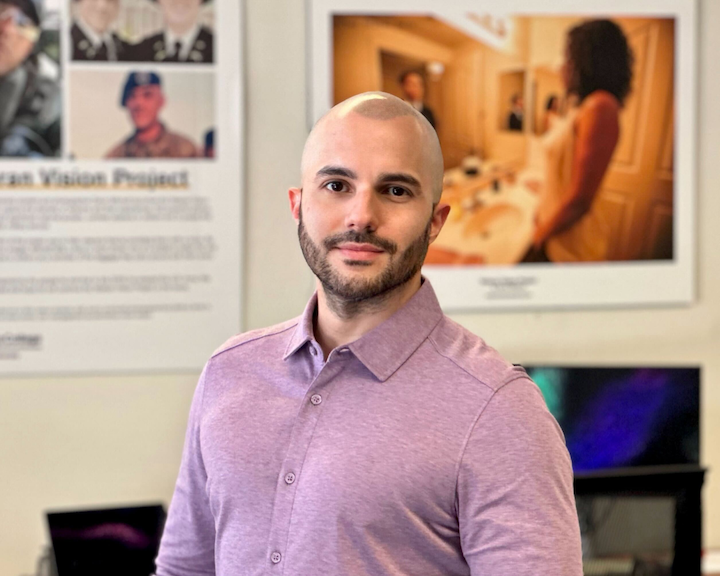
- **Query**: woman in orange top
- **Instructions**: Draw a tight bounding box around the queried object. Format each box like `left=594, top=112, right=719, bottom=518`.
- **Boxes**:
left=528, top=19, right=633, bottom=263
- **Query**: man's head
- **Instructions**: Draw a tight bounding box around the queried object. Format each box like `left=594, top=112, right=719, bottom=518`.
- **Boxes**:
left=399, top=70, right=425, bottom=103
left=289, top=92, right=448, bottom=312
left=511, top=94, right=524, bottom=110
left=75, top=0, right=120, bottom=36
left=153, top=0, right=206, bottom=34
left=121, top=71, right=164, bottom=130
left=0, top=0, right=41, bottom=77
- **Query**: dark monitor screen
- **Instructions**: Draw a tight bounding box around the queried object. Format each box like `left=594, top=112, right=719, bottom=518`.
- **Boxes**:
left=47, top=504, right=166, bottom=576
left=525, top=367, right=700, bottom=473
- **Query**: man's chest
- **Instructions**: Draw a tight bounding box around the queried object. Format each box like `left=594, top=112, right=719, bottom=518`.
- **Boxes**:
left=198, top=367, right=471, bottom=532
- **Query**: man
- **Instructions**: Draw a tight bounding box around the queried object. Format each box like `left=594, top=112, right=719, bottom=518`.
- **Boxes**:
left=71, top=0, right=131, bottom=61
left=132, top=0, right=212, bottom=63
left=508, top=93, right=524, bottom=131
left=155, top=93, right=582, bottom=575
left=0, top=0, right=60, bottom=156
left=399, top=69, right=436, bottom=129
left=105, top=71, right=198, bottom=158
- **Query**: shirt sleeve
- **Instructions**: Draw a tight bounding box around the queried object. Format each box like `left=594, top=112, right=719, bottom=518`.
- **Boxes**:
left=457, top=376, right=583, bottom=575
left=155, top=366, right=216, bottom=576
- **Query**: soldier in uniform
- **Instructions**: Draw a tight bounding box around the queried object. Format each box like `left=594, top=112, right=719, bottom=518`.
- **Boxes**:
left=0, top=0, right=61, bottom=156
left=131, top=0, right=212, bottom=63
left=105, top=71, right=199, bottom=158
left=71, top=0, right=131, bottom=61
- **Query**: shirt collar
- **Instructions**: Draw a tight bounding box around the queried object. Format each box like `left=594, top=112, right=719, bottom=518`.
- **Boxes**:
left=283, top=279, right=444, bottom=382
left=76, top=17, right=113, bottom=48
left=165, top=24, right=201, bottom=58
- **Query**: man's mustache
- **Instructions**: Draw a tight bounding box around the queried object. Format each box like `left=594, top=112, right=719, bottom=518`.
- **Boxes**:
left=323, top=231, right=397, bottom=255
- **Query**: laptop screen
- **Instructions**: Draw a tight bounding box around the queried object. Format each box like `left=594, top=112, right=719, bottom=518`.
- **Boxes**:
left=47, top=504, right=166, bottom=576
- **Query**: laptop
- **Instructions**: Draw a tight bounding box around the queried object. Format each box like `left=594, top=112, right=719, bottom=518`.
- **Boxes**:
left=46, top=504, right=166, bottom=576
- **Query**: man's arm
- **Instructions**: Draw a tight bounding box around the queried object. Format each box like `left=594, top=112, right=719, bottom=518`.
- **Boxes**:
left=457, top=376, right=583, bottom=575
left=155, top=367, right=216, bottom=576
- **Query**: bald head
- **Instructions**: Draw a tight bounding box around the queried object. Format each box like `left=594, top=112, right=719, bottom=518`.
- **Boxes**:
left=301, top=92, right=445, bottom=203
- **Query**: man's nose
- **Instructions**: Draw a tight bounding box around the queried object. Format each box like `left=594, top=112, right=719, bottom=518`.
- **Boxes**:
left=344, top=185, right=379, bottom=232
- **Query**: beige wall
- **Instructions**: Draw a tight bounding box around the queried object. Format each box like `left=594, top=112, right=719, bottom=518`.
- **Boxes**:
left=1, top=1, right=719, bottom=574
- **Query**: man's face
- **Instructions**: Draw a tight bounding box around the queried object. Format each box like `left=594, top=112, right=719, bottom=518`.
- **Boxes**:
left=157, top=0, right=202, bottom=30
left=126, top=84, right=164, bottom=130
left=77, top=0, right=120, bottom=36
left=290, top=112, right=447, bottom=303
left=0, top=3, right=37, bottom=77
left=401, top=73, right=424, bottom=102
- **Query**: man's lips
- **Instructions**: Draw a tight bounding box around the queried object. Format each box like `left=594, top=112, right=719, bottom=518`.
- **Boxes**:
left=334, top=243, right=385, bottom=260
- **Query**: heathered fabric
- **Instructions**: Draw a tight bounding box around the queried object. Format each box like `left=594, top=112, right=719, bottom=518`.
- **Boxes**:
left=155, top=280, right=583, bottom=576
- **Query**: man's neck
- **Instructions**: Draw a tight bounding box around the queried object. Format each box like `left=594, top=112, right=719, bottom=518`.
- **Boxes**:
left=135, top=121, right=163, bottom=143
left=313, top=273, right=422, bottom=359
left=166, top=21, right=197, bottom=37
left=76, top=17, right=108, bottom=45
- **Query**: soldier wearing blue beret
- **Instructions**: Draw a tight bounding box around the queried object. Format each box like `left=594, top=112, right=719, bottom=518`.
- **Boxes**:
left=71, top=0, right=132, bottom=61
left=0, top=0, right=61, bottom=156
left=105, top=71, right=199, bottom=158
left=131, top=0, right=213, bottom=63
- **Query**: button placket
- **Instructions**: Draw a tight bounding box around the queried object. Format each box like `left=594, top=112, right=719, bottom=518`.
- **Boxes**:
left=265, top=361, right=342, bottom=572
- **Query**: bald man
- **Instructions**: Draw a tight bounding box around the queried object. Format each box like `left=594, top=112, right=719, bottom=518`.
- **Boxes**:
left=155, top=93, right=582, bottom=576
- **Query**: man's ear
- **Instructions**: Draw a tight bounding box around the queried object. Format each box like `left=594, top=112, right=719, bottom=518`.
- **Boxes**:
left=429, top=203, right=451, bottom=244
left=289, top=187, right=302, bottom=224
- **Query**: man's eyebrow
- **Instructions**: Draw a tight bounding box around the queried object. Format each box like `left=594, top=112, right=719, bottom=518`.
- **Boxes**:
left=315, top=166, right=357, bottom=180
left=377, top=172, right=421, bottom=188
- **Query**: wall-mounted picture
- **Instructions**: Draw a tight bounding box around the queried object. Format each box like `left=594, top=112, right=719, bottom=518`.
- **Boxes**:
left=70, top=0, right=214, bottom=63
left=69, top=69, right=215, bottom=159
left=309, top=0, right=696, bottom=310
left=0, top=0, right=61, bottom=157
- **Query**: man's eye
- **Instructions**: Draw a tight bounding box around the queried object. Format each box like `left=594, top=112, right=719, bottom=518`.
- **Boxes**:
left=388, top=186, right=409, bottom=197
left=325, top=181, right=346, bottom=192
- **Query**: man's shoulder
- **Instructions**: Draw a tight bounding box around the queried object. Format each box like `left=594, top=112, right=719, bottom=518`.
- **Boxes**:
left=104, top=136, right=131, bottom=158
left=164, top=130, right=198, bottom=156
left=427, top=315, right=527, bottom=393
left=209, top=317, right=300, bottom=360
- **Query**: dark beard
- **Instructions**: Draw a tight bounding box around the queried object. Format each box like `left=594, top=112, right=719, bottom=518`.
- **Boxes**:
left=298, top=207, right=431, bottom=319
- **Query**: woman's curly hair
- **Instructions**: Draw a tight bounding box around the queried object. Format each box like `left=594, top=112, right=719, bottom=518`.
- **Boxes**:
left=566, top=19, right=634, bottom=105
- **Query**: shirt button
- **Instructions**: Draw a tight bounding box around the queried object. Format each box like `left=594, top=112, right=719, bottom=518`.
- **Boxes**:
left=338, top=347, right=349, bottom=354
left=309, top=346, right=317, bottom=356
left=271, top=551, right=282, bottom=564
left=310, top=394, right=322, bottom=406
left=284, top=472, right=296, bottom=485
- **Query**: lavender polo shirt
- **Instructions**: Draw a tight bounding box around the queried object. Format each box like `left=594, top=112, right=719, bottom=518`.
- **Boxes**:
left=155, top=280, right=582, bottom=576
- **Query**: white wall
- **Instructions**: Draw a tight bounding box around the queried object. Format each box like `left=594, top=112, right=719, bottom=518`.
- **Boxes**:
left=1, top=0, right=719, bottom=574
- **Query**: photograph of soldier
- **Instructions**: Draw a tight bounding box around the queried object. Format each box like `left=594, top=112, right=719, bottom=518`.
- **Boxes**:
left=105, top=71, right=199, bottom=158
left=132, top=0, right=213, bottom=63
left=71, top=0, right=131, bottom=61
left=0, top=0, right=61, bottom=156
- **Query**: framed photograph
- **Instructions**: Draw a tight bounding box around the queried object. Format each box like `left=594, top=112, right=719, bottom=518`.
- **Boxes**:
left=308, top=0, right=697, bottom=311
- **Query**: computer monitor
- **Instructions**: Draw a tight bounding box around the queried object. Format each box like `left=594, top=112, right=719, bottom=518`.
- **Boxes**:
left=46, top=504, right=166, bottom=576
left=525, top=367, right=700, bottom=473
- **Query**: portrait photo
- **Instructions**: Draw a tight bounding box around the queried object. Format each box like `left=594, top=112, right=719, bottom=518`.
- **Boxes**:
left=0, top=0, right=62, bottom=157
left=70, top=0, right=214, bottom=63
left=69, top=68, right=215, bottom=159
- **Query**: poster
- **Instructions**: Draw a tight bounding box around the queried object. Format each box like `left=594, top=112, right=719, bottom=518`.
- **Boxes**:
left=308, top=0, right=696, bottom=310
left=0, top=0, right=242, bottom=373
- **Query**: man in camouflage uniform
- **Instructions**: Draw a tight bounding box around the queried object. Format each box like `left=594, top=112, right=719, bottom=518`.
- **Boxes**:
left=0, top=0, right=61, bottom=157
left=71, top=0, right=132, bottom=61
left=132, top=0, right=213, bottom=63
left=105, top=71, right=198, bottom=158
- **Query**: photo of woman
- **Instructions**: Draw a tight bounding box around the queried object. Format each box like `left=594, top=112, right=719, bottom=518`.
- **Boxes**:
left=526, top=19, right=633, bottom=263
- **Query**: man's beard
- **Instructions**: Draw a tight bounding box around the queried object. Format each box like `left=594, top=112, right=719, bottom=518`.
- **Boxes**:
left=298, top=206, right=432, bottom=318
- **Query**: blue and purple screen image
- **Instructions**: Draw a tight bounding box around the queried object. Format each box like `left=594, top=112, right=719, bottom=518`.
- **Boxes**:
left=525, top=367, right=700, bottom=473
